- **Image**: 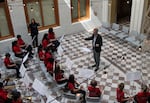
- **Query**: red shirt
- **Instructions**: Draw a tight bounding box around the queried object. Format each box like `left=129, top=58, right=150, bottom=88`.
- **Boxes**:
left=48, top=32, right=55, bottom=40
left=88, top=86, right=101, bottom=97
left=55, top=72, right=63, bottom=82
left=38, top=50, right=44, bottom=61
left=42, top=39, right=49, bottom=49
left=0, top=88, right=8, bottom=101
left=68, top=82, right=75, bottom=91
left=136, top=92, right=150, bottom=103
left=12, top=100, right=22, bottom=103
left=44, top=52, right=52, bottom=65
left=17, top=38, right=25, bottom=46
left=12, top=45, right=21, bottom=54
left=4, top=57, right=12, bottom=67
left=46, top=62, right=53, bottom=72
left=116, top=88, right=125, bottom=103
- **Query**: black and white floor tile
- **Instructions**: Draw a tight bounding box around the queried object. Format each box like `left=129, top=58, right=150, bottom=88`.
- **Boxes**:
left=59, top=30, right=150, bottom=103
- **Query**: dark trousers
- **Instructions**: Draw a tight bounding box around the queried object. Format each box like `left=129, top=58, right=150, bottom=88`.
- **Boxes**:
left=31, top=34, right=38, bottom=47
left=57, top=79, right=68, bottom=84
left=71, top=89, right=86, bottom=103
left=93, top=50, right=101, bottom=69
left=6, top=64, right=20, bottom=78
left=15, top=53, right=24, bottom=58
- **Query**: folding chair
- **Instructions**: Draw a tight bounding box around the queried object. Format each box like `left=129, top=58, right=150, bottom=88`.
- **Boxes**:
left=109, top=23, right=122, bottom=35
left=125, top=30, right=141, bottom=47
left=61, top=91, right=82, bottom=103
left=99, top=22, right=111, bottom=34
left=86, top=96, right=101, bottom=103
left=116, top=26, right=129, bottom=39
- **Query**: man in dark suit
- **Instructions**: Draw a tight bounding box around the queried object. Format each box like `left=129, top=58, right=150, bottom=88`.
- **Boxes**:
left=85, top=28, right=103, bottom=71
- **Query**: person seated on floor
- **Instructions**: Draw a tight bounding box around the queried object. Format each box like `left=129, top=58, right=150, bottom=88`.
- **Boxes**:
left=134, top=84, right=150, bottom=103
left=11, top=91, right=22, bottom=103
left=12, top=41, right=25, bottom=58
left=116, top=83, right=132, bottom=103
left=38, top=45, right=45, bottom=61
left=46, top=58, right=54, bottom=76
left=0, top=82, right=12, bottom=103
left=44, top=47, right=53, bottom=65
left=48, top=28, right=60, bottom=52
left=4, top=53, right=21, bottom=78
left=16, top=35, right=26, bottom=49
left=54, top=64, right=68, bottom=84
left=88, top=80, right=101, bottom=97
left=66, top=74, right=86, bottom=103
left=42, top=33, right=52, bottom=50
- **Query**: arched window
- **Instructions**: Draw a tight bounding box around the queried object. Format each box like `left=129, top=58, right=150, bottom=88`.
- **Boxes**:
left=0, top=0, right=14, bottom=40
left=24, top=0, right=59, bottom=30
left=71, top=0, right=90, bottom=23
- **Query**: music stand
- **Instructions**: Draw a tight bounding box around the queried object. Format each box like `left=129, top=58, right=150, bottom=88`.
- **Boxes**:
left=65, top=57, right=73, bottom=73
left=22, top=53, right=29, bottom=64
left=46, top=95, right=60, bottom=103
left=126, top=71, right=142, bottom=95
left=57, top=45, right=64, bottom=69
left=58, top=35, right=64, bottom=43
left=25, top=36, right=36, bottom=50
left=19, top=53, right=29, bottom=77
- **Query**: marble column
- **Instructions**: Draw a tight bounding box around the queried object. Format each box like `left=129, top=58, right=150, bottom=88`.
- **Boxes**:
left=130, top=0, right=145, bottom=33
left=101, top=0, right=109, bottom=22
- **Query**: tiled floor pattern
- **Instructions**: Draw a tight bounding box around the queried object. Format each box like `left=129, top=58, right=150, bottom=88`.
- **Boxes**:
left=59, top=30, right=150, bottom=102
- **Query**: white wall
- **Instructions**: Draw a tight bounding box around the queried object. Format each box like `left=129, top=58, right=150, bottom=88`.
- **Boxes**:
left=0, top=0, right=105, bottom=54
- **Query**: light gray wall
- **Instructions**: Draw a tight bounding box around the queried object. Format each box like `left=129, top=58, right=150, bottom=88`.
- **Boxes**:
left=0, top=0, right=104, bottom=54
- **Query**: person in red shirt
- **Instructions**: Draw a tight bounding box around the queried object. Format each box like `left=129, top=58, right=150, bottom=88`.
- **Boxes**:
left=46, top=58, right=54, bottom=76
left=11, top=91, right=22, bottom=103
left=42, top=33, right=52, bottom=50
left=54, top=65, right=67, bottom=84
left=44, top=47, right=53, bottom=65
left=48, top=28, right=60, bottom=52
left=0, top=82, right=8, bottom=102
left=4, top=53, right=21, bottom=78
left=116, top=83, right=132, bottom=103
left=38, top=45, right=45, bottom=61
left=12, top=41, right=24, bottom=58
left=48, top=28, right=56, bottom=40
left=0, top=82, right=12, bottom=103
left=88, top=80, right=101, bottom=97
left=67, top=74, right=86, bottom=103
left=134, top=84, right=150, bottom=103
left=17, top=35, right=26, bottom=49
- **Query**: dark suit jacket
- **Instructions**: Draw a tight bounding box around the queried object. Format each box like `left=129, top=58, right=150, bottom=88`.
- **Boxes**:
left=85, top=34, right=103, bottom=52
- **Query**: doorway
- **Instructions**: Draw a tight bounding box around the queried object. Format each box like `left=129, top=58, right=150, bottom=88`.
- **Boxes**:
left=116, top=0, right=132, bottom=26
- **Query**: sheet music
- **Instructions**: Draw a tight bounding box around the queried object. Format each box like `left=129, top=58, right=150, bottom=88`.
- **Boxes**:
left=32, top=79, right=48, bottom=96
left=19, top=64, right=27, bottom=77
left=46, top=95, right=60, bottom=103
left=126, top=71, right=141, bottom=81
left=80, top=47, right=91, bottom=53
left=22, top=53, right=29, bottom=63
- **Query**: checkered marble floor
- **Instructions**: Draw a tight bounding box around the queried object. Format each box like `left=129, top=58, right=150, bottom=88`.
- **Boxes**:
left=59, top=30, right=150, bottom=103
